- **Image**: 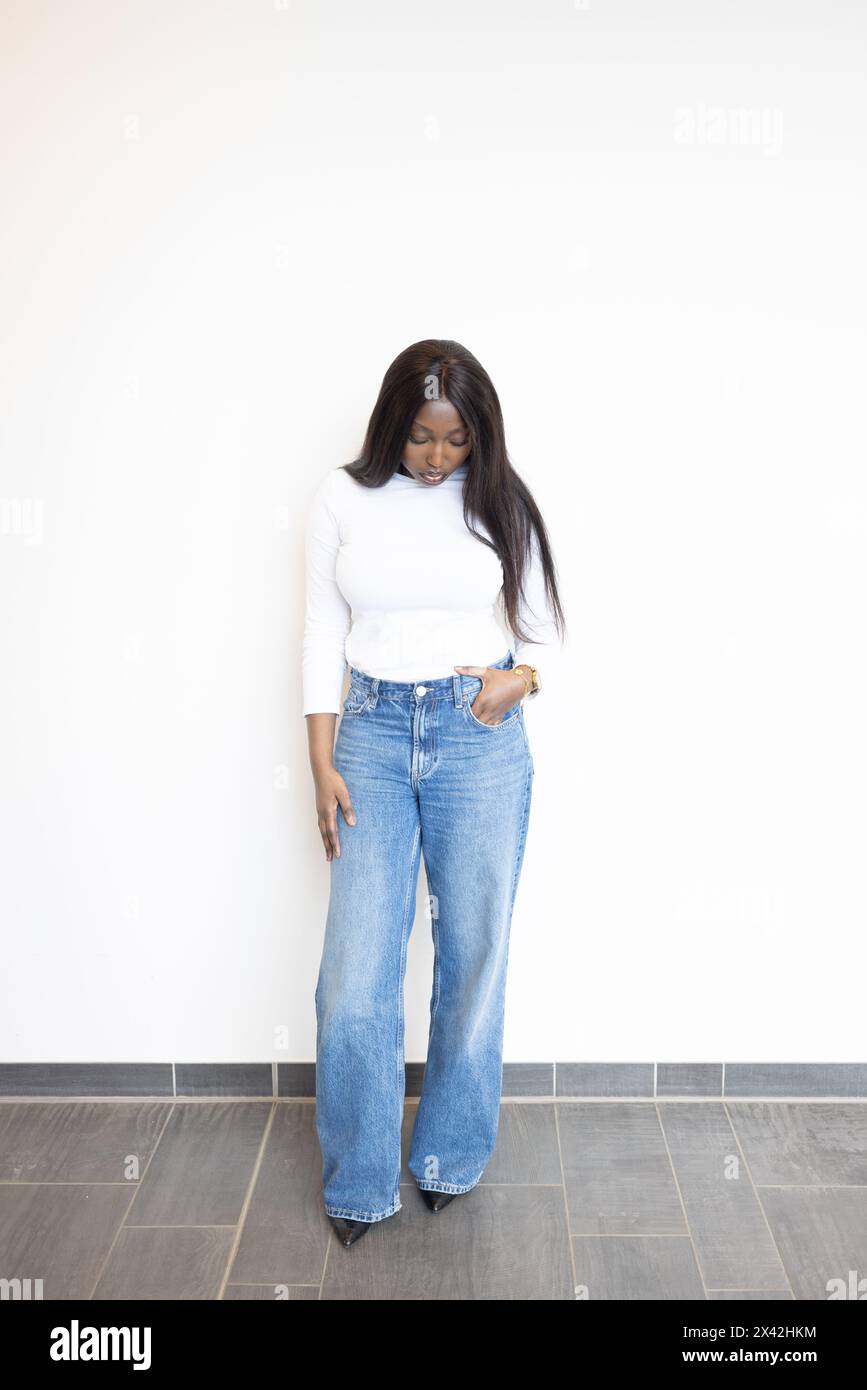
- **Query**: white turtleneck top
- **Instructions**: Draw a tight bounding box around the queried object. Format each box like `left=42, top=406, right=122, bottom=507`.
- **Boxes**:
left=302, top=461, right=556, bottom=715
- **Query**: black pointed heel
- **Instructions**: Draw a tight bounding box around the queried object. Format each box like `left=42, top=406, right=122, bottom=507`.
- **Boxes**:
left=328, top=1215, right=369, bottom=1247
left=420, top=1188, right=458, bottom=1213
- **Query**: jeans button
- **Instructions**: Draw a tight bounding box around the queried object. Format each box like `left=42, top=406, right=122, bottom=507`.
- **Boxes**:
left=415, top=685, right=427, bottom=696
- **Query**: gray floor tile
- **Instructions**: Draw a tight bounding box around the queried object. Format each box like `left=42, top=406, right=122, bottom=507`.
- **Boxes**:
left=572, top=1234, right=705, bottom=1299
left=399, top=1101, right=562, bottom=1185
left=6, top=1094, right=864, bottom=1301
left=482, top=1103, right=563, bottom=1184
left=320, top=1184, right=573, bottom=1300
left=726, top=1102, right=867, bottom=1185
left=557, top=1102, right=686, bottom=1235
left=92, top=1226, right=236, bottom=1299
left=0, top=1102, right=171, bottom=1182
left=124, top=1102, right=271, bottom=1227
left=658, top=1103, right=790, bottom=1292
left=0, top=1183, right=134, bottom=1299
left=759, top=1187, right=867, bottom=1301
left=228, top=1103, right=330, bottom=1286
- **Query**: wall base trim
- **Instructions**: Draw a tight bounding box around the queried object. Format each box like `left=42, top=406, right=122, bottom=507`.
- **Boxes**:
left=1, top=1062, right=866, bottom=1100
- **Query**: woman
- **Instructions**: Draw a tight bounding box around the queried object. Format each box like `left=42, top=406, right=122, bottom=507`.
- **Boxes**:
left=302, top=339, right=566, bottom=1248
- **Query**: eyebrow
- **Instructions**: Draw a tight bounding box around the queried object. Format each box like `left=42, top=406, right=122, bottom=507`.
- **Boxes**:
left=411, top=421, right=468, bottom=434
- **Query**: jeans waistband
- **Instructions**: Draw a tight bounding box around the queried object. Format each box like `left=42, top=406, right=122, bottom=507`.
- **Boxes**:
left=346, top=649, right=515, bottom=705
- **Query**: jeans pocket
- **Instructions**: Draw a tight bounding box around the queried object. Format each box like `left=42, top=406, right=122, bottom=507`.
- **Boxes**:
left=343, top=684, right=370, bottom=716
left=463, top=685, right=522, bottom=730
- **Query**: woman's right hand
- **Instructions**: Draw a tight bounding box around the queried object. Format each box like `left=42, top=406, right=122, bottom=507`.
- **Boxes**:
left=313, top=764, right=356, bottom=861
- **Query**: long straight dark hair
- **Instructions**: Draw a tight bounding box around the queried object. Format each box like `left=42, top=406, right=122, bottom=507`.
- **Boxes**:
left=343, top=339, right=566, bottom=650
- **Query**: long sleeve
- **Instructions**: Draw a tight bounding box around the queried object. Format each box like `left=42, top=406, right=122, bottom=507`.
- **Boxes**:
left=508, top=530, right=560, bottom=668
left=302, top=471, right=352, bottom=716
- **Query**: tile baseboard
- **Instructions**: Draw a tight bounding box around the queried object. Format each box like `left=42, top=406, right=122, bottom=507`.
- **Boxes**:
left=0, top=1062, right=866, bottom=1099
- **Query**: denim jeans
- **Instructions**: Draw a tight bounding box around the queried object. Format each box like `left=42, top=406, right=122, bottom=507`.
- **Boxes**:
left=314, top=650, right=534, bottom=1222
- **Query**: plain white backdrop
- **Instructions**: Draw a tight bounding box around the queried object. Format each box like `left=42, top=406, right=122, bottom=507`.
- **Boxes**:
left=1, top=0, right=865, bottom=1065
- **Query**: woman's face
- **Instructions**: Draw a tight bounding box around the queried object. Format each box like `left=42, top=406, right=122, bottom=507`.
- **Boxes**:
left=401, top=398, right=472, bottom=486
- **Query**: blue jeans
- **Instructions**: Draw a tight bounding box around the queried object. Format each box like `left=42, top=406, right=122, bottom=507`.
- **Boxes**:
left=314, top=650, right=535, bottom=1222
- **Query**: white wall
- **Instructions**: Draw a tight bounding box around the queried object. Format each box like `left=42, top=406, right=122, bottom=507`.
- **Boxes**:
left=1, top=0, right=864, bottom=1065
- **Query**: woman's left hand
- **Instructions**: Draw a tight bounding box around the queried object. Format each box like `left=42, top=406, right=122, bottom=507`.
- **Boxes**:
left=453, top=664, right=528, bottom=725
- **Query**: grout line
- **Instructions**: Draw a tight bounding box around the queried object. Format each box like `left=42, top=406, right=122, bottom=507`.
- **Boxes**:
left=722, top=1099, right=796, bottom=1300
left=654, top=1101, right=710, bottom=1300
left=553, top=1102, right=579, bottom=1297
left=216, top=1102, right=278, bottom=1301
left=227, top=1282, right=321, bottom=1288
left=8, top=1178, right=865, bottom=1193
left=752, top=1182, right=867, bottom=1189
left=86, top=1101, right=177, bottom=1299
left=319, top=1222, right=331, bottom=1301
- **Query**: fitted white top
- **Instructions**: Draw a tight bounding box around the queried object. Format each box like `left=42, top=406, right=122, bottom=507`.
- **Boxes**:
left=302, top=461, right=557, bottom=715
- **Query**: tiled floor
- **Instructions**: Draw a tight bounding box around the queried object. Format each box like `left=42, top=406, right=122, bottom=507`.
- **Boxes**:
left=1, top=1098, right=865, bottom=1299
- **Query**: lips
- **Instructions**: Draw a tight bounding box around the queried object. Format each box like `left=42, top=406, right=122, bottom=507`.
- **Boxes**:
left=422, top=470, right=444, bottom=481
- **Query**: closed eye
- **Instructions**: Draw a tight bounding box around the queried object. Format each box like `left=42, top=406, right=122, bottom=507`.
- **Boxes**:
left=409, top=436, right=468, bottom=446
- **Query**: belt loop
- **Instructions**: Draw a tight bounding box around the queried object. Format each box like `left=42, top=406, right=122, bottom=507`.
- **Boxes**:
left=370, top=676, right=381, bottom=708
left=452, top=673, right=463, bottom=708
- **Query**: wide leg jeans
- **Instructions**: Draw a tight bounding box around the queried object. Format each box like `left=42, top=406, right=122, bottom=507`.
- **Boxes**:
left=314, top=650, right=534, bottom=1222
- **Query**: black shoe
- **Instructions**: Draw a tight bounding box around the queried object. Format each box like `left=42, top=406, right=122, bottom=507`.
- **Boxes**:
left=328, top=1215, right=369, bottom=1247
left=420, top=1188, right=458, bottom=1213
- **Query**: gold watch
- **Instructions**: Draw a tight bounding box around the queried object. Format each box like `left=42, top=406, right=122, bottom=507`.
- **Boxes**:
left=514, top=663, right=541, bottom=701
